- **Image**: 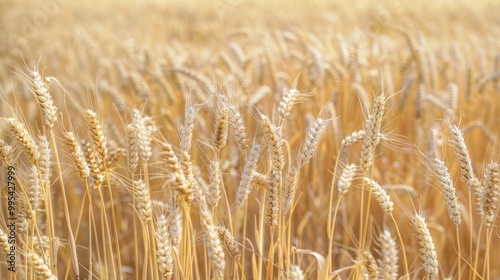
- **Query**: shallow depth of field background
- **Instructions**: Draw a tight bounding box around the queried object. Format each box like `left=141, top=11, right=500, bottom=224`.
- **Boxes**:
left=1, top=0, right=500, bottom=279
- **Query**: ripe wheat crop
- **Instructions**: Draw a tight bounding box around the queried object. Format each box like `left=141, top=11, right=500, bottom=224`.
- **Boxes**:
left=1, top=0, right=500, bottom=279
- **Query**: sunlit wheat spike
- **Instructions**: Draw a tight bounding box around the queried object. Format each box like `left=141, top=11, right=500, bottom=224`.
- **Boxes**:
left=283, top=166, right=298, bottom=214
left=166, top=199, right=183, bottom=251
left=298, top=117, right=329, bottom=168
left=430, top=158, right=461, bottom=225
left=261, top=113, right=285, bottom=171
left=180, top=105, right=200, bottom=153
left=27, top=251, right=57, bottom=280
left=0, top=228, right=10, bottom=257
left=377, top=230, right=399, bottom=280
left=341, top=130, right=366, bottom=149
left=359, top=93, right=386, bottom=172
left=216, top=226, right=240, bottom=259
left=212, top=104, right=229, bottom=151
left=206, top=160, right=221, bottom=208
left=7, top=117, right=40, bottom=164
left=155, top=214, right=174, bottom=280
left=338, top=163, right=357, bottom=196
left=446, top=121, right=477, bottom=190
left=27, top=165, right=42, bottom=220
left=126, top=122, right=139, bottom=174
left=0, top=139, right=12, bottom=160
left=290, top=265, right=305, bottom=280
left=81, top=139, right=104, bottom=189
left=130, top=109, right=155, bottom=162
left=85, top=109, right=108, bottom=162
left=413, top=214, right=439, bottom=280
left=363, top=178, right=394, bottom=214
left=198, top=199, right=225, bottom=278
left=30, top=69, right=57, bottom=128
left=64, top=132, right=90, bottom=181
left=236, top=144, right=262, bottom=207
left=134, top=179, right=152, bottom=222
left=38, top=135, right=51, bottom=187
left=480, top=162, right=499, bottom=227
left=362, top=250, right=378, bottom=280
left=265, top=169, right=280, bottom=226
left=228, top=104, right=249, bottom=152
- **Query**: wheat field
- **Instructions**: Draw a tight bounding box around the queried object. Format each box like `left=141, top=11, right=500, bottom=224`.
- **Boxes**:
left=1, top=0, right=500, bottom=279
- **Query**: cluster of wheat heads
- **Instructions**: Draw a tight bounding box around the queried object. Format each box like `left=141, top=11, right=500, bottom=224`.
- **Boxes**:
left=1, top=0, right=500, bottom=279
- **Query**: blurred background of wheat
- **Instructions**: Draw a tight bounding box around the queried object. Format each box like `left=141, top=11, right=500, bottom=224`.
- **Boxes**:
left=1, top=0, right=500, bottom=279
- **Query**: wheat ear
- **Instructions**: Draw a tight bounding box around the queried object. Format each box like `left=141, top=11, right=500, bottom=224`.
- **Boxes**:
left=446, top=121, right=477, bottom=190
left=155, top=214, right=174, bottom=279
left=480, top=162, right=499, bottom=227
left=377, top=230, right=399, bottom=280
left=0, top=139, right=12, bottom=160
left=31, top=69, right=57, bottom=128
left=236, top=144, right=262, bottom=207
left=413, top=214, right=439, bottom=280
left=359, top=93, right=386, bottom=172
left=198, top=197, right=225, bottom=278
left=8, top=117, right=40, bottom=164
left=134, top=179, right=152, bottom=222
left=430, top=158, right=461, bottom=225
left=338, top=164, right=358, bottom=196
left=27, top=251, right=57, bottom=280
left=363, top=178, right=394, bottom=214
left=64, top=132, right=90, bottom=181
left=85, top=109, right=108, bottom=163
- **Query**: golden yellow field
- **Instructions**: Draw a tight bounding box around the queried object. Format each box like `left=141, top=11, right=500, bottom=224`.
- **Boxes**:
left=1, top=0, right=500, bottom=279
